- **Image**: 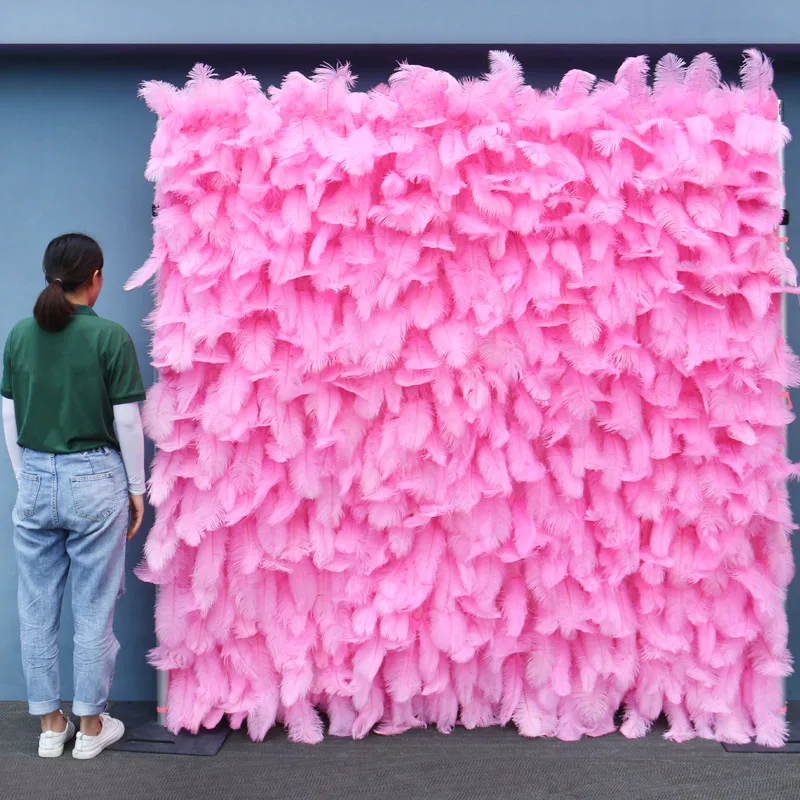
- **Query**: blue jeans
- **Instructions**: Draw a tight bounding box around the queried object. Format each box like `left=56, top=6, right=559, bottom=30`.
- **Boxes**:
left=13, top=447, right=129, bottom=717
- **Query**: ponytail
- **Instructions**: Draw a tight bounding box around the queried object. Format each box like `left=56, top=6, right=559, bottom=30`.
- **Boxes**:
left=34, top=233, right=103, bottom=333
left=33, top=280, right=75, bottom=333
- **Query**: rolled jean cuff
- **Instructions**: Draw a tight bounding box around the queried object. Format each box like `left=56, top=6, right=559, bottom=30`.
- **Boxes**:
left=71, top=700, right=108, bottom=718
left=28, top=699, right=61, bottom=716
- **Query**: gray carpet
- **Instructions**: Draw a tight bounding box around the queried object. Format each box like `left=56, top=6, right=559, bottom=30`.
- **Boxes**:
left=1, top=702, right=799, bottom=800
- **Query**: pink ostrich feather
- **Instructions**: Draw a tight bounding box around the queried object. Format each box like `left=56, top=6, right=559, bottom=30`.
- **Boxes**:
left=130, top=50, right=796, bottom=747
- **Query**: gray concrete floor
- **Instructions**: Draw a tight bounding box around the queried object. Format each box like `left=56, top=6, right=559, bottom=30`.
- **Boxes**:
left=1, top=702, right=798, bottom=800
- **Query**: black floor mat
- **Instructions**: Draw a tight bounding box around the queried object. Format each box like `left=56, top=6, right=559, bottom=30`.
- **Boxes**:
left=107, top=701, right=229, bottom=756
left=722, top=703, right=800, bottom=753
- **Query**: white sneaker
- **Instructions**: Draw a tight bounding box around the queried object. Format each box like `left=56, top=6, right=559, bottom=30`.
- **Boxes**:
left=72, top=713, right=125, bottom=760
left=38, top=713, right=76, bottom=758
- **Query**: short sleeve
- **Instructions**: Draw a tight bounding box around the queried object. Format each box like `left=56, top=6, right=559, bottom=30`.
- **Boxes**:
left=106, top=330, right=146, bottom=405
left=1, top=334, right=13, bottom=400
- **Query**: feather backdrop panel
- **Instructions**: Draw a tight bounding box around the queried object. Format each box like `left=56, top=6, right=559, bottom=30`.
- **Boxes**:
left=129, top=51, right=798, bottom=746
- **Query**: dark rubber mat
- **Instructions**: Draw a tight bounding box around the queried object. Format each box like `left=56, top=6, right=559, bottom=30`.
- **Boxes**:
left=108, top=701, right=229, bottom=756
left=722, top=703, right=800, bottom=753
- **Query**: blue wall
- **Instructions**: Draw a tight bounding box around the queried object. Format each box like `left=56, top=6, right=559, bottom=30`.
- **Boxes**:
left=2, top=0, right=799, bottom=44
left=1, top=46, right=800, bottom=703
left=0, top=51, right=161, bottom=702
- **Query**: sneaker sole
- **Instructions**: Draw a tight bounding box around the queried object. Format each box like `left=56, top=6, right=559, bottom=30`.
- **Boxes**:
left=38, top=745, right=66, bottom=758
left=72, top=727, right=125, bottom=760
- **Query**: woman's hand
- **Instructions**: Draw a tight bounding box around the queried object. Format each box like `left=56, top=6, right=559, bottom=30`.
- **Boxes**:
left=127, top=494, right=145, bottom=541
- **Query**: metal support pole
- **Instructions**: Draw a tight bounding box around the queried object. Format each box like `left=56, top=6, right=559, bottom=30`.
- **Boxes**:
left=724, top=92, right=799, bottom=754
left=112, top=368, right=227, bottom=754
left=153, top=364, right=169, bottom=728
left=777, top=99, right=793, bottom=736
left=780, top=100, right=787, bottom=342
left=156, top=632, right=168, bottom=726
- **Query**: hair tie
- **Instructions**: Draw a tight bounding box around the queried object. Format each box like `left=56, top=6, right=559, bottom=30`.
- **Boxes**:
left=52, top=278, right=63, bottom=285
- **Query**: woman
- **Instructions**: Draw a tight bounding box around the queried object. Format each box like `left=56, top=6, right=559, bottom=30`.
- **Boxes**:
left=1, top=233, right=147, bottom=759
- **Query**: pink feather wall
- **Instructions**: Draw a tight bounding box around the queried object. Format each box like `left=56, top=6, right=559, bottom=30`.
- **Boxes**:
left=129, top=51, right=798, bottom=746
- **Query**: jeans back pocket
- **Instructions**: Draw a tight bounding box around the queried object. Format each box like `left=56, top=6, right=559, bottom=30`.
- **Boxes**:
left=71, top=472, right=120, bottom=521
left=15, top=473, right=41, bottom=521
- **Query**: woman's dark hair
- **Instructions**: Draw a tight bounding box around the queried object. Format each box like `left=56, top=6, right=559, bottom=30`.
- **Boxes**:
left=33, top=234, right=103, bottom=332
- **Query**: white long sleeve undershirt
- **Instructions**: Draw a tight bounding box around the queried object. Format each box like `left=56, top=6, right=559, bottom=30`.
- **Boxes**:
left=2, top=398, right=22, bottom=480
left=2, top=397, right=145, bottom=495
left=113, top=402, right=146, bottom=495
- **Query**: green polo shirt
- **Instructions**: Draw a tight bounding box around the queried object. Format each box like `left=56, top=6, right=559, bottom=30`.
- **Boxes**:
left=0, top=305, right=146, bottom=454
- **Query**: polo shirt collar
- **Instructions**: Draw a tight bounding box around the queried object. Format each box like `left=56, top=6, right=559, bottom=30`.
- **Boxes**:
left=73, top=305, right=98, bottom=317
